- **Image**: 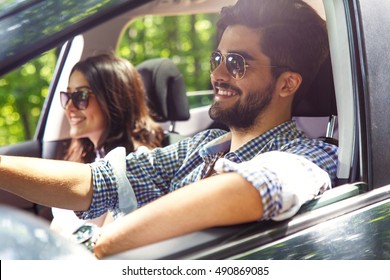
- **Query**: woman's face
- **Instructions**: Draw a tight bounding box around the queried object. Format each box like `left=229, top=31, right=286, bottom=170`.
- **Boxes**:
left=64, top=70, right=106, bottom=147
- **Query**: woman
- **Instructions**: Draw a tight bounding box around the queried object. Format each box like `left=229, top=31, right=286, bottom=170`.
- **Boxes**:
left=51, top=54, right=164, bottom=235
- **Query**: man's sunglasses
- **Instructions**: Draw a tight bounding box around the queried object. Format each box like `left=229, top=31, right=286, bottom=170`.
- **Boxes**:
left=210, top=51, right=287, bottom=80
left=60, top=90, right=92, bottom=110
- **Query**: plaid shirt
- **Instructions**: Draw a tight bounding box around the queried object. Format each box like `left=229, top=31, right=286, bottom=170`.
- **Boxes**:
left=76, top=121, right=338, bottom=221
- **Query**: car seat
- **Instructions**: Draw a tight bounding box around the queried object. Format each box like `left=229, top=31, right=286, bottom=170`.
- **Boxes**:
left=292, top=54, right=338, bottom=144
left=136, top=58, right=190, bottom=146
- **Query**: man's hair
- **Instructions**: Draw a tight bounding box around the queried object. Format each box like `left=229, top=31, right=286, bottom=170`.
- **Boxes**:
left=217, top=0, right=329, bottom=101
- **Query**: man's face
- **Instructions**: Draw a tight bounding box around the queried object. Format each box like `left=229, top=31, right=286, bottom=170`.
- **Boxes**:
left=209, top=25, right=276, bottom=130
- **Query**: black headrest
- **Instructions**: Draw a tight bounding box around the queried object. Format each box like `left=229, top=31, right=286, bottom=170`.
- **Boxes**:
left=292, top=55, right=337, bottom=117
left=136, top=58, right=190, bottom=122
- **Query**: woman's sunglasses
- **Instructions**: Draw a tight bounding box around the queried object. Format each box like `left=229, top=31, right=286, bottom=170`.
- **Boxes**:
left=210, top=51, right=287, bottom=80
left=60, top=90, right=92, bottom=110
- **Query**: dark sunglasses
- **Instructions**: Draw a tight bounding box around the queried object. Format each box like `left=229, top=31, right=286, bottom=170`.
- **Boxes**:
left=60, top=90, right=92, bottom=110
left=210, top=51, right=287, bottom=80
left=210, top=51, right=250, bottom=80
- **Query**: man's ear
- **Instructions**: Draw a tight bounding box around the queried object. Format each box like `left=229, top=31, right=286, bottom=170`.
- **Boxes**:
left=278, top=71, right=302, bottom=98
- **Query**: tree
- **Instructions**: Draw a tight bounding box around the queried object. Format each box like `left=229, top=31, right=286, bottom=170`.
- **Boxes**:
left=0, top=51, right=57, bottom=146
left=118, top=13, right=219, bottom=108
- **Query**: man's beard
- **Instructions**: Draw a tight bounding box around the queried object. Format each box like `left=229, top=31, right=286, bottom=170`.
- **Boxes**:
left=209, top=81, right=275, bottom=129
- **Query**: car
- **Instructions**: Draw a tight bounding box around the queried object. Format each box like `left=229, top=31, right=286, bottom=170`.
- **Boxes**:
left=1, top=0, right=390, bottom=260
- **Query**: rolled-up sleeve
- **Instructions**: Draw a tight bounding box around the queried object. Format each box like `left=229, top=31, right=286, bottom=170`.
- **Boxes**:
left=75, top=147, right=138, bottom=220
left=214, top=151, right=331, bottom=221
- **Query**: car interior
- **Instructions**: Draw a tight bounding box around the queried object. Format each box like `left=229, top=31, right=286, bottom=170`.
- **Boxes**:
left=136, top=58, right=191, bottom=145
left=51, top=0, right=357, bottom=193
left=0, top=0, right=374, bottom=259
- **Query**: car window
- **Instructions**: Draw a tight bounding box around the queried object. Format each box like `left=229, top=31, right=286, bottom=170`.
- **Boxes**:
left=117, top=14, right=218, bottom=109
left=0, top=50, right=57, bottom=146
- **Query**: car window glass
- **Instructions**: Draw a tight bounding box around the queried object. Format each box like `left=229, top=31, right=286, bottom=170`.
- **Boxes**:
left=0, top=0, right=147, bottom=75
left=0, top=0, right=34, bottom=19
left=117, top=14, right=218, bottom=109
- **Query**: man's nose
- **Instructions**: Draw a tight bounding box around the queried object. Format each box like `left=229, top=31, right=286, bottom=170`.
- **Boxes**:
left=210, top=60, right=232, bottom=82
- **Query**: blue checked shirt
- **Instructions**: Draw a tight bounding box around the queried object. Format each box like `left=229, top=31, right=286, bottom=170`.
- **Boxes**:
left=76, top=121, right=338, bottom=221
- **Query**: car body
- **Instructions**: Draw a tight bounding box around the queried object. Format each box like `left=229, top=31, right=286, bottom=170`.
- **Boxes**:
left=1, top=0, right=390, bottom=260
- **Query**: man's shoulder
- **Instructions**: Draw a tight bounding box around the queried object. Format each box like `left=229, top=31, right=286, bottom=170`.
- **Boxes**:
left=281, top=137, right=338, bottom=160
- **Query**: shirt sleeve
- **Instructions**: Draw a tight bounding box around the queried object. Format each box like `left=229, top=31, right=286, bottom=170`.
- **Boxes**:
left=75, top=147, right=137, bottom=220
left=214, top=151, right=332, bottom=221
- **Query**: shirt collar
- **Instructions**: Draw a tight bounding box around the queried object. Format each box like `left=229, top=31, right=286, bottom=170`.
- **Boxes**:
left=199, top=120, right=304, bottom=161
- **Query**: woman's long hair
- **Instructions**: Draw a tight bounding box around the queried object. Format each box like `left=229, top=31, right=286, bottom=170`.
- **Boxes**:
left=64, top=54, right=164, bottom=163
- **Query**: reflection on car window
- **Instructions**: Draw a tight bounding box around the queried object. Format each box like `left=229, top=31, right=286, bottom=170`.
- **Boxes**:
left=0, top=0, right=139, bottom=74
left=0, top=0, right=34, bottom=19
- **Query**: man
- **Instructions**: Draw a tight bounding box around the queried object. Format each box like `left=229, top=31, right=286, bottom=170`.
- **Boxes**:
left=0, top=0, right=337, bottom=259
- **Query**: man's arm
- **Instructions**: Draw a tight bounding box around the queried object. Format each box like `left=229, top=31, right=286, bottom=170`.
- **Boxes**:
left=0, top=155, right=93, bottom=210
left=94, top=172, right=263, bottom=258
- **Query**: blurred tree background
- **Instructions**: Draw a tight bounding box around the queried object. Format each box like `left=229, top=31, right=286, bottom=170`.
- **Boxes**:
left=0, top=13, right=218, bottom=147
left=0, top=51, right=57, bottom=146
left=118, top=14, right=218, bottom=108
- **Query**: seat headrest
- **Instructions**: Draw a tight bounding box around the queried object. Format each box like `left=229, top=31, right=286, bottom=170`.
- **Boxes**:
left=292, top=55, right=337, bottom=117
left=136, top=58, right=190, bottom=122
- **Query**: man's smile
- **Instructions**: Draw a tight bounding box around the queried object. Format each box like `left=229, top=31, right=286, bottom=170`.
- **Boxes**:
left=214, top=82, right=241, bottom=100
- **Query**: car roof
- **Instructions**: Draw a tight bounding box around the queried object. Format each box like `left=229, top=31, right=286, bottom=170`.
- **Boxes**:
left=0, top=0, right=152, bottom=76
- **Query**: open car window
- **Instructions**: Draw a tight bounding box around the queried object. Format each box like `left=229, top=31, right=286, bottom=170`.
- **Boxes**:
left=117, top=14, right=218, bottom=109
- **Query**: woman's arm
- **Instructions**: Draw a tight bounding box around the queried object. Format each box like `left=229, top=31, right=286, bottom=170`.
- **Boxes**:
left=0, top=155, right=93, bottom=210
left=94, top=172, right=263, bottom=258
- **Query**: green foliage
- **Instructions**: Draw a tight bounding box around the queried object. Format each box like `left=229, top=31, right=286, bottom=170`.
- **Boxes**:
left=117, top=14, right=218, bottom=108
left=0, top=51, right=57, bottom=146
